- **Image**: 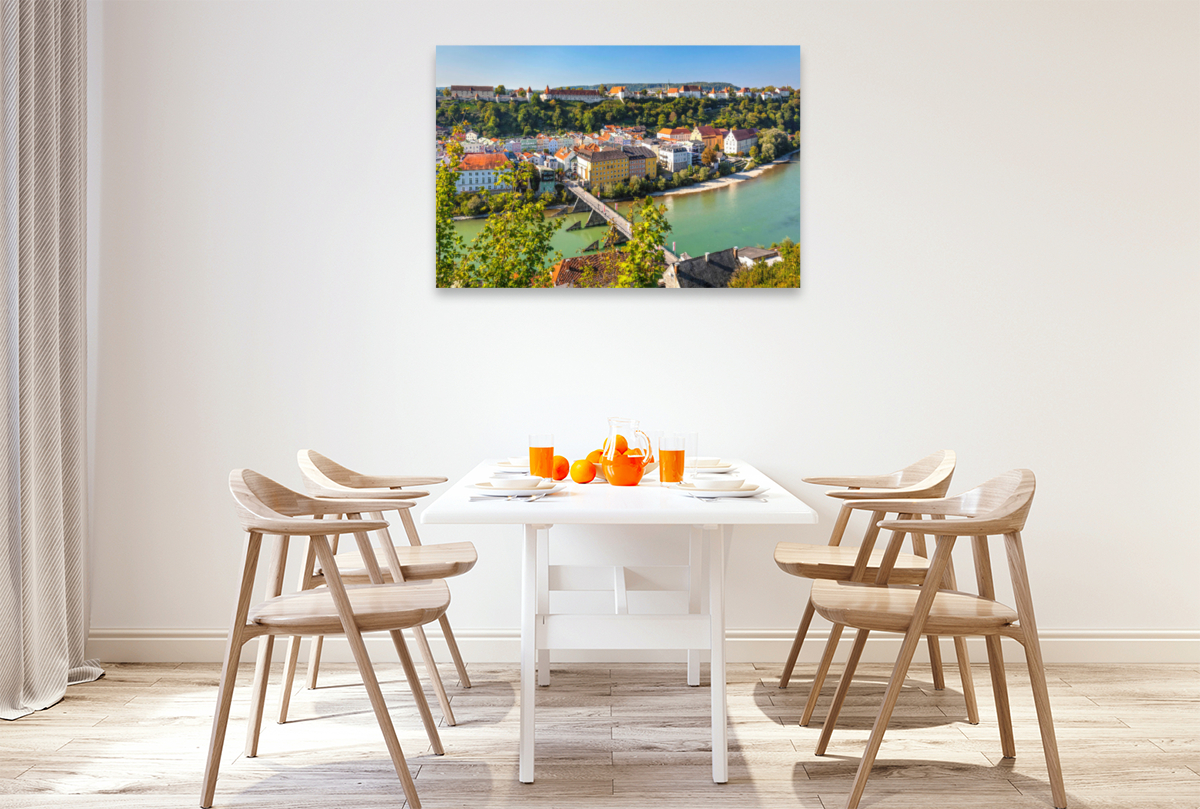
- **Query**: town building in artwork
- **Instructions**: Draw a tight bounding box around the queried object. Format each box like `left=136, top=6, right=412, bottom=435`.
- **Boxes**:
left=725, top=128, right=758, bottom=155
left=454, top=152, right=512, bottom=193
left=449, top=84, right=495, bottom=100
left=575, top=148, right=630, bottom=186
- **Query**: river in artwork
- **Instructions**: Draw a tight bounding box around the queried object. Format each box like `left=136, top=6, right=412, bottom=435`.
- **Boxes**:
left=451, top=158, right=800, bottom=265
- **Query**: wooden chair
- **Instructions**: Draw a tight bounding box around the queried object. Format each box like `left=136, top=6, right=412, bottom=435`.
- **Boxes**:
left=274, top=450, right=475, bottom=728
left=203, top=469, right=450, bottom=809
left=809, top=469, right=1066, bottom=809
left=775, top=450, right=978, bottom=727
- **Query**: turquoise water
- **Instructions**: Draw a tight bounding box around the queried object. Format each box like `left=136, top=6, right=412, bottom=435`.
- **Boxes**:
left=451, top=160, right=800, bottom=265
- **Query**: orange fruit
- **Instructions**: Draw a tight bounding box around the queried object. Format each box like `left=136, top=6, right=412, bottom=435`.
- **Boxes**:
left=626, top=448, right=644, bottom=456
left=586, top=448, right=604, bottom=464
left=602, top=434, right=629, bottom=455
left=570, top=459, right=597, bottom=484
left=551, top=455, right=569, bottom=481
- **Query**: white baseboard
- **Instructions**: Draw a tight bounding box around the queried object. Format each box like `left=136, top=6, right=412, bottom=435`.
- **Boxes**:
left=87, top=626, right=1200, bottom=665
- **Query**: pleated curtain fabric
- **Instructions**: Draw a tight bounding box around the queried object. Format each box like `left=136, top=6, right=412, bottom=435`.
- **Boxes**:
left=0, top=0, right=100, bottom=721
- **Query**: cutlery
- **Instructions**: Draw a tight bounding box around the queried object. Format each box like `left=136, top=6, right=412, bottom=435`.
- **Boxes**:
left=695, top=495, right=769, bottom=503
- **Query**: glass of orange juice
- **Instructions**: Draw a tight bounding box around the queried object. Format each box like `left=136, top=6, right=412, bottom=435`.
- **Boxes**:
left=658, top=432, right=686, bottom=483
left=529, top=433, right=554, bottom=478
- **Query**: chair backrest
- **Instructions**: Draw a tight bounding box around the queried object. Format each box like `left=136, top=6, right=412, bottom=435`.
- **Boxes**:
left=874, top=469, right=1036, bottom=537
left=229, top=468, right=395, bottom=536
left=828, top=450, right=957, bottom=502
left=941, top=469, right=1036, bottom=533
left=296, top=449, right=445, bottom=499
left=230, top=468, right=318, bottom=530
left=298, top=450, right=374, bottom=493
left=895, top=450, right=956, bottom=489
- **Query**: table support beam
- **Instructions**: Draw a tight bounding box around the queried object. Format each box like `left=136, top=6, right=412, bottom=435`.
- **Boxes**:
left=519, top=524, right=541, bottom=783
left=710, top=524, right=731, bottom=783
left=688, top=527, right=703, bottom=687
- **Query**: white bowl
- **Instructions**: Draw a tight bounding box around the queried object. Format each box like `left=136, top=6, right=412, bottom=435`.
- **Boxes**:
left=690, top=457, right=723, bottom=468
left=691, top=476, right=745, bottom=491
left=508, top=456, right=529, bottom=466
left=497, top=476, right=543, bottom=489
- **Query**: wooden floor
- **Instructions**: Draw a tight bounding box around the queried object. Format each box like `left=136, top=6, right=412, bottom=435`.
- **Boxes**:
left=1, top=659, right=1197, bottom=808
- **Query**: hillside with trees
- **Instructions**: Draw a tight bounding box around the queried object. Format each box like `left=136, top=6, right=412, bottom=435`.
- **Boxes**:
left=436, top=94, right=800, bottom=140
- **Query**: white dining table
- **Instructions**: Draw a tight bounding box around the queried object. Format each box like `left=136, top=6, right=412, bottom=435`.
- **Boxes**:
left=420, top=459, right=818, bottom=784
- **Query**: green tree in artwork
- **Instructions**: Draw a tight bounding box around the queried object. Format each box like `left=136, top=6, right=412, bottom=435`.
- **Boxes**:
left=494, top=84, right=506, bottom=96
left=458, top=160, right=563, bottom=288
left=615, top=197, right=672, bottom=288
left=728, top=239, right=801, bottom=288
left=435, top=124, right=467, bottom=287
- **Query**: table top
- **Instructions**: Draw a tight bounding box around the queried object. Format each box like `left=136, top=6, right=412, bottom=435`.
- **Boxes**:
left=420, top=459, right=819, bottom=526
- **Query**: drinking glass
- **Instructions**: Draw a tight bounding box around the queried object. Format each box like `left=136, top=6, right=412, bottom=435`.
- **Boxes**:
left=658, top=432, right=686, bottom=483
left=681, top=432, right=699, bottom=480
left=529, top=433, right=554, bottom=478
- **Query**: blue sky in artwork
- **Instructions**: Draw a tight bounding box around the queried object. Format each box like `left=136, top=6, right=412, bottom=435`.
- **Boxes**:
left=436, top=46, right=800, bottom=89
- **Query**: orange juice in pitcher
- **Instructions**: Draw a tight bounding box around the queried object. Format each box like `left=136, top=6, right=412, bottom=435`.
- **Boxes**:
left=601, top=417, right=655, bottom=487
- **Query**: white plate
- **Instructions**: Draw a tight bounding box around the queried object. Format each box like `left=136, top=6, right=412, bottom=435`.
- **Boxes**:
left=673, top=482, right=768, bottom=499
left=686, top=459, right=734, bottom=471
left=472, top=480, right=563, bottom=496
left=495, top=460, right=529, bottom=470
left=689, top=465, right=737, bottom=475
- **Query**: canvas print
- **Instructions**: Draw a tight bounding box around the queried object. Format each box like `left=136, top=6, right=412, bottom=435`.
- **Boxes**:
left=435, top=46, right=800, bottom=288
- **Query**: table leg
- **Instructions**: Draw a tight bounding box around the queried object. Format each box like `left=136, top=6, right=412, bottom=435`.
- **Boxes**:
left=688, top=527, right=703, bottom=687
left=537, top=526, right=550, bottom=687
left=710, top=524, right=730, bottom=784
left=520, top=524, right=539, bottom=783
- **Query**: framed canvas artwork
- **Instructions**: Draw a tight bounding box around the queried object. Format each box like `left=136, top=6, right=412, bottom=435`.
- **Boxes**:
left=435, top=46, right=800, bottom=288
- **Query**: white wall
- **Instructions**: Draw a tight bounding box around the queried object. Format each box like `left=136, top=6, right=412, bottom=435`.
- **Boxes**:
left=87, top=0, right=1200, bottom=663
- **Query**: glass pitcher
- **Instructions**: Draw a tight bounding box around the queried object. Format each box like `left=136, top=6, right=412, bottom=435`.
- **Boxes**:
left=602, top=416, right=656, bottom=486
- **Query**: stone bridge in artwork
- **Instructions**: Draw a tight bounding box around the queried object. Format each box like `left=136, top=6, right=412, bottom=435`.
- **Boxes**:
left=562, top=181, right=678, bottom=264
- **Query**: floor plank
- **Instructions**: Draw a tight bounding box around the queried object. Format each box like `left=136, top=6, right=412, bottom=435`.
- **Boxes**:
left=0, top=661, right=1196, bottom=808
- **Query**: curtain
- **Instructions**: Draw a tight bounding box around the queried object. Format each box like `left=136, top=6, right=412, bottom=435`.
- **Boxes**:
left=0, top=0, right=98, bottom=721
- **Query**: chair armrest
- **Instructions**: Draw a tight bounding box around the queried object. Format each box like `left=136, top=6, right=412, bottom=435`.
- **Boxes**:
left=357, top=474, right=448, bottom=488
left=803, top=474, right=898, bottom=488
left=309, top=488, right=429, bottom=500
left=828, top=487, right=940, bottom=501
left=308, top=497, right=416, bottom=516
left=249, top=517, right=389, bottom=536
left=840, top=496, right=958, bottom=514
left=878, top=517, right=1008, bottom=536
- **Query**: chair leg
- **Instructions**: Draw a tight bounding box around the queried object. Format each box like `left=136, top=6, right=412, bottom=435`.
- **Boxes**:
left=984, top=634, right=1015, bottom=756
left=840, top=536, right=957, bottom=809
left=201, top=533, right=262, bottom=809
left=941, top=555, right=979, bottom=723
left=244, top=635, right=275, bottom=757
left=305, top=635, right=325, bottom=689
left=390, top=628, right=445, bottom=756
left=200, top=631, right=248, bottom=808
left=953, top=635, right=979, bottom=724
left=244, top=535, right=289, bottom=755
left=815, top=628, right=870, bottom=755
left=925, top=635, right=946, bottom=690
left=779, top=597, right=816, bottom=689
left=277, top=634, right=303, bottom=724
left=412, top=623, right=457, bottom=726
left=801, top=622, right=843, bottom=726
left=439, top=613, right=472, bottom=688
left=842, top=626, right=924, bottom=809
left=1006, top=532, right=1067, bottom=809
left=311, top=535, right=424, bottom=808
